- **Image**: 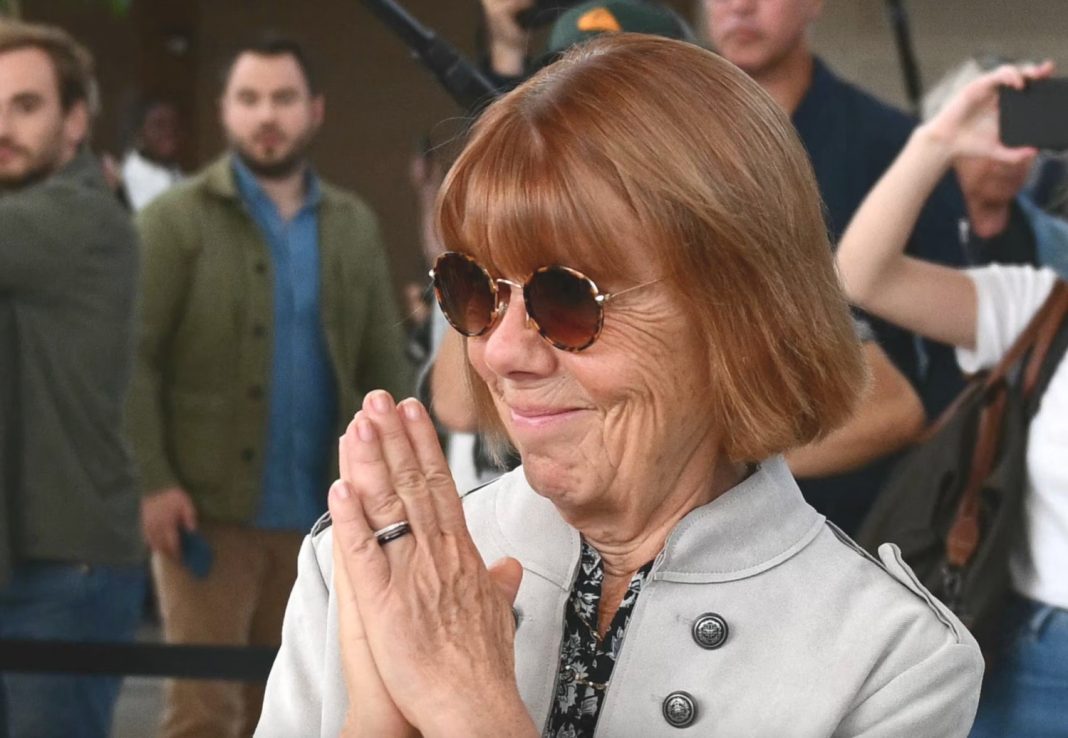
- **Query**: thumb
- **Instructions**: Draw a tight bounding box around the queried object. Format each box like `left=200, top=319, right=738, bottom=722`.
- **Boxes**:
left=181, top=496, right=198, bottom=532
left=488, top=557, right=523, bottom=604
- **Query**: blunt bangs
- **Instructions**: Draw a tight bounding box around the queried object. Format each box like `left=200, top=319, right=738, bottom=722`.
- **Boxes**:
left=438, top=104, right=654, bottom=287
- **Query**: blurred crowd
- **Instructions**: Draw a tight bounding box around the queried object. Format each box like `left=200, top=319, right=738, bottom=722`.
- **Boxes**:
left=1, top=1, right=1066, bottom=737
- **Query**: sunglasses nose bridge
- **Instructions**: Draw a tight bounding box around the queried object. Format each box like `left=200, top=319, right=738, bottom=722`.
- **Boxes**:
left=494, top=278, right=533, bottom=328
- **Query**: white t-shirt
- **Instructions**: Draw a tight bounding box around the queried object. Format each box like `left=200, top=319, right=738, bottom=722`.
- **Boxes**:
left=957, top=264, right=1068, bottom=609
left=121, top=150, right=182, bottom=211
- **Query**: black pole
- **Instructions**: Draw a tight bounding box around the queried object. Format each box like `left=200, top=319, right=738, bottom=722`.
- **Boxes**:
left=358, top=0, right=498, bottom=115
left=885, top=0, right=923, bottom=116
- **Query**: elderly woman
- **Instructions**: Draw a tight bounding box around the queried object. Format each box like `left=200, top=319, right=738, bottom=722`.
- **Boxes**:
left=256, top=35, right=981, bottom=737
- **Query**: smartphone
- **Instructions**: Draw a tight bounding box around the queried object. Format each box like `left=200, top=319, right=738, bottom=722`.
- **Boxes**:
left=179, top=529, right=214, bottom=579
left=1000, top=78, right=1068, bottom=150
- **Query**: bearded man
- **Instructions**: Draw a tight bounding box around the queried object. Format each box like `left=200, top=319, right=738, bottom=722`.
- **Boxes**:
left=128, top=37, right=412, bottom=738
left=0, top=20, right=144, bottom=738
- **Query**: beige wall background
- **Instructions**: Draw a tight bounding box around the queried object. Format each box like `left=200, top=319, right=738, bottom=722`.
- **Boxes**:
left=810, top=1, right=1068, bottom=113
left=17, top=0, right=1068, bottom=292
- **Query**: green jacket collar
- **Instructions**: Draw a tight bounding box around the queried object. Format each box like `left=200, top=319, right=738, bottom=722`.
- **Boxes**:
left=202, top=153, right=342, bottom=207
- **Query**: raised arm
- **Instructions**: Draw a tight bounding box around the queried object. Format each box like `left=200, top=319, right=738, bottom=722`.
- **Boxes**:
left=835, top=64, right=1049, bottom=350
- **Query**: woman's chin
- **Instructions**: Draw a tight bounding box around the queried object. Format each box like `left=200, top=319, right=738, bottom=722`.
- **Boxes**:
left=519, top=452, right=585, bottom=505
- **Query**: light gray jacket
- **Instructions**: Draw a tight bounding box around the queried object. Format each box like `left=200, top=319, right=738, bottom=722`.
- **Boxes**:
left=257, top=457, right=983, bottom=737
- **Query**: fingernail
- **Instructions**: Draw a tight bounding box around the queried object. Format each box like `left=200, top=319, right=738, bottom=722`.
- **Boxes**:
left=332, top=481, right=350, bottom=500
left=357, top=418, right=375, bottom=443
left=370, top=392, right=391, bottom=414
left=402, top=400, right=422, bottom=421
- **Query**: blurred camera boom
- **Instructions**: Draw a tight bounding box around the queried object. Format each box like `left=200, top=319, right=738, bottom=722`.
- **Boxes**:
left=359, top=0, right=498, bottom=114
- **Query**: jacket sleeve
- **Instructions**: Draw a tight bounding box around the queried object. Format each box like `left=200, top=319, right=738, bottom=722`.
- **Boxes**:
left=256, top=532, right=331, bottom=737
left=355, top=215, right=416, bottom=401
left=833, top=545, right=984, bottom=738
left=832, top=640, right=983, bottom=737
left=125, top=197, right=197, bottom=495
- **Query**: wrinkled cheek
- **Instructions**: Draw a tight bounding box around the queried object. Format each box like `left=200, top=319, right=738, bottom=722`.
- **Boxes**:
left=598, top=400, right=663, bottom=471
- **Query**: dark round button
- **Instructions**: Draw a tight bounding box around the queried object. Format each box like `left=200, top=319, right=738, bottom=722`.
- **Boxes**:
left=254, top=262, right=267, bottom=274
left=248, top=385, right=264, bottom=400
left=662, top=691, right=697, bottom=728
left=692, top=613, right=729, bottom=650
left=241, top=448, right=255, bottom=462
left=252, top=324, right=266, bottom=338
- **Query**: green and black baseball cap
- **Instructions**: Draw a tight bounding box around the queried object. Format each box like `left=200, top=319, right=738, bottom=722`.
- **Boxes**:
left=544, top=0, right=696, bottom=57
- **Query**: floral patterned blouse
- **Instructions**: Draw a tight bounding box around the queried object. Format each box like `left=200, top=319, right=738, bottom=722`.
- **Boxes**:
left=544, top=541, right=654, bottom=738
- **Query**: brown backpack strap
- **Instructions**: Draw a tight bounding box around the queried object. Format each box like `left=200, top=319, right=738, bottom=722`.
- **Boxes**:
left=946, top=279, right=1068, bottom=568
left=1022, top=281, right=1068, bottom=398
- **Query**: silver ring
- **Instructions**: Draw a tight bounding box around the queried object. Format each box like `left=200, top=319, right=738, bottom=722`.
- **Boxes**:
left=373, top=520, right=411, bottom=545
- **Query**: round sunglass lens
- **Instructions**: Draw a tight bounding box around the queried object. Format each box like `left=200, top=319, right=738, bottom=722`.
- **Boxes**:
left=433, top=254, right=497, bottom=336
left=526, top=267, right=602, bottom=350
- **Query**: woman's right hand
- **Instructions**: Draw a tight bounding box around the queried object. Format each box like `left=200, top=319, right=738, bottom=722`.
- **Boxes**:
left=922, top=62, right=1053, bottom=163
left=335, top=429, right=419, bottom=738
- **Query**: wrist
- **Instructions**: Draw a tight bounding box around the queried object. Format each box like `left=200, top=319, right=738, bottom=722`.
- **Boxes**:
left=912, top=121, right=958, bottom=169
left=421, top=687, right=535, bottom=738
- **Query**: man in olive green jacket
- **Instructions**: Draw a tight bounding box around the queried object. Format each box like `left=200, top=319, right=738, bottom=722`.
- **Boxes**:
left=127, top=38, right=412, bottom=738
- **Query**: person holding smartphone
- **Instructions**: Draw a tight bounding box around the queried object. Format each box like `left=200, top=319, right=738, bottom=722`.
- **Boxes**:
left=836, top=61, right=1068, bottom=738
left=921, top=56, right=1068, bottom=280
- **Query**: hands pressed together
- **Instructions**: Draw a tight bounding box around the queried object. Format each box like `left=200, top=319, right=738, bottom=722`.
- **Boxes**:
left=332, top=390, right=534, bottom=738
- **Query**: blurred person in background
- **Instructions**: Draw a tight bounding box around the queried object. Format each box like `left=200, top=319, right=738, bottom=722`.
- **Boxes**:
left=836, top=61, right=1068, bottom=738
left=0, top=20, right=144, bottom=738
left=126, top=36, right=412, bottom=738
left=923, top=55, right=1068, bottom=279
left=121, top=95, right=184, bottom=211
left=433, top=0, right=925, bottom=500
left=702, top=0, right=968, bottom=534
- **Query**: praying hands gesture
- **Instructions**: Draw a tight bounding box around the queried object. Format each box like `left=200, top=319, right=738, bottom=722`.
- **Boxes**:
left=332, top=391, right=534, bottom=738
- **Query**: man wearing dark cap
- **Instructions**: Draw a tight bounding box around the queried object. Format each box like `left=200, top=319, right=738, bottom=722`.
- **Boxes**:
left=480, top=0, right=694, bottom=88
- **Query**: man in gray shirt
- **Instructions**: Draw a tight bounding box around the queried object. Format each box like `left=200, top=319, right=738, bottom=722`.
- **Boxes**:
left=0, top=20, right=143, bottom=738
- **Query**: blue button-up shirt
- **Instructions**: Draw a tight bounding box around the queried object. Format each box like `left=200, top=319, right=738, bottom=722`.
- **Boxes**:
left=233, top=156, right=337, bottom=532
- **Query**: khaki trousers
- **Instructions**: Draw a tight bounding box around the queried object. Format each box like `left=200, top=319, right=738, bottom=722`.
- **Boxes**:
left=152, top=522, right=302, bottom=738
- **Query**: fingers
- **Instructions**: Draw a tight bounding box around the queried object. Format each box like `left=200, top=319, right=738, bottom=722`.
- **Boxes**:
left=487, top=557, right=524, bottom=605
left=362, top=391, right=441, bottom=536
left=141, top=493, right=183, bottom=559
left=328, top=479, right=391, bottom=594
left=396, top=398, right=468, bottom=535
left=340, top=412, right=418, bottom=551
left=181, top=493, right=198, bottom=532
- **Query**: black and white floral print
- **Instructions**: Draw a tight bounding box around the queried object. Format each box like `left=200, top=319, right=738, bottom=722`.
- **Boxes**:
left=544, top=541, right=653, bottom=738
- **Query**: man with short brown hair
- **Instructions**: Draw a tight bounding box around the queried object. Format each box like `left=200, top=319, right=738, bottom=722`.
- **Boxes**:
left=128, top=37, right=412, bottom=737
left=0, top=19, right=144, bottom=738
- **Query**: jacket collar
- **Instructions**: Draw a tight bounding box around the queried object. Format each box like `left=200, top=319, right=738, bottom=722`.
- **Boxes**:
left=491, top=456, right=824, bottom=589
left=202, top=152, right=334, bottom=207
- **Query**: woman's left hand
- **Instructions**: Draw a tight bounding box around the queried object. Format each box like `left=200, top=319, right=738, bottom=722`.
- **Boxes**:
left=924, top=61, right=1054, bottom=163
left=330, top=390, right=535, bottom=738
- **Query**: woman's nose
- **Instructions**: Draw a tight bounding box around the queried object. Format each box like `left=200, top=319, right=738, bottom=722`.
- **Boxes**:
left=479, top=286, right=556, bottom=376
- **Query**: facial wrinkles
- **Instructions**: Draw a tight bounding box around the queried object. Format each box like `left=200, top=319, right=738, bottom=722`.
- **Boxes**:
left=594, top=303, right=714, bottom=518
